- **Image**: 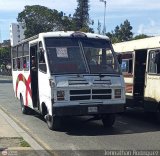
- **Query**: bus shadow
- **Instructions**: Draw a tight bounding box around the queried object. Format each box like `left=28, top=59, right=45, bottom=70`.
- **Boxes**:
left=61, top=109, right=160, bottom=136
left=31, top=108, right=160, bottom=136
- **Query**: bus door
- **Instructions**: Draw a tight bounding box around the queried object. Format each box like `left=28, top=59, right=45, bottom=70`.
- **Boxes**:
left=133, top=49, right=147, bottom=104
left=144, top=49, right=160, bottom=111
left=30, top=44, right=39, bottom=108
left=37, top=43, right=49, bottom=113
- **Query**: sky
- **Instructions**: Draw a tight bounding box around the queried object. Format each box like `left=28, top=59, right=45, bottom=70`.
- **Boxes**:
left=0, top=0, right=160, bottom=42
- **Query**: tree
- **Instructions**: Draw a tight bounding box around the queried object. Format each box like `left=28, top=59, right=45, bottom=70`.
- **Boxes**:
left=17, top=5, right=70, bottom=38
left=0, top=47, right=11, bottom=65
left=59, top=13, right=75, bottom=31
left=106, top=19, right=133, bottom=43
left=120, top=20, right=133, bottom=41
left=73, top=0, right=93, bottom=32
left=133, top=34, right=149, bottom=40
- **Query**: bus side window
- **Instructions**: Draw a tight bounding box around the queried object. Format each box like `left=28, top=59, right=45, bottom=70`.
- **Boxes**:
left=13, top=59, right=17, bottom=70
left=121, top=53, right=133, bottom=74
left=12, top=47, right=17, bottom=70
left=121, top=59, right=129, bottom=73
left=20, top=57, right=23, bottom=70
left=17, top=58, right=20, bottom=69
left=23, top=42, right=29, bottom=70
left=121, top=59, right=133, bottom=74
left=23, top=57, right=26, bottom=68
left=23, top=56, right=29, bottom=70
left=155, top=51, right=160, bottom=74
left=148, top=51, right=157, bottom=74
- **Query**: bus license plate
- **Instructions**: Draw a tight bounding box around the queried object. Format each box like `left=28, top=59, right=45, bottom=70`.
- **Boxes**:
left=88, top=107, right=98, bottom=113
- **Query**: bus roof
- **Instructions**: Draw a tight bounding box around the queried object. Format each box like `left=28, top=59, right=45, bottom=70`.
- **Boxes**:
left=113, top=36, right=160, bottom=53
left=13, top=31, right=110, bottom=47
left=39, top=31, right=110, bottom=40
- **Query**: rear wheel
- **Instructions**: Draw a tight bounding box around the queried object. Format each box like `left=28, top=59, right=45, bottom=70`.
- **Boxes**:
left=20, top=95, right=29, bottom=114
left=102, top=114, right=116, bottom=128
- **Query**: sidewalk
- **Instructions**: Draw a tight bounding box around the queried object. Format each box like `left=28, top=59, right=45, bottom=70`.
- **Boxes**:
left=0, top=107, right=50, bottom=156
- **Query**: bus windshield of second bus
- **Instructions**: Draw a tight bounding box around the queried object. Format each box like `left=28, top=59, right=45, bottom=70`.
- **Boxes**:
left=45, top=37, right=120, bottom=75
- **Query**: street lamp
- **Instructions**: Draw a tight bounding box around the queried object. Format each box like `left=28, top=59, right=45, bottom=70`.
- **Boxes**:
left=100, top=0, right=107, bottom=35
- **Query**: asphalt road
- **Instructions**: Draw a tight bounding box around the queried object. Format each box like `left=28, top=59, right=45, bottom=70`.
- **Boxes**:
left=0, top=78, right=160, bottom=156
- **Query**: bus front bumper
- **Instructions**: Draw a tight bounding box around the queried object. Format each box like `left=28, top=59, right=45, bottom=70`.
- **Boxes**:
left=52, top=104, right=124, bottom=116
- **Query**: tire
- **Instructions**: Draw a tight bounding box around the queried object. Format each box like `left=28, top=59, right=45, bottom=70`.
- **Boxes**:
left=102, top=114, right=116, bottom=128
left=46, top=115, right=62, bottom=131
left=20, top=95, right=29, bottom=114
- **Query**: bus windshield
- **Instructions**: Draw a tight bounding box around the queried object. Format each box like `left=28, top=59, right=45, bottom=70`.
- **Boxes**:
left=45, top=37, right=120, bottom=74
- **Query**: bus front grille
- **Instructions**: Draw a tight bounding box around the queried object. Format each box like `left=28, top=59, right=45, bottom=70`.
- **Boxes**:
left=70, top=89, right=112, bottom=101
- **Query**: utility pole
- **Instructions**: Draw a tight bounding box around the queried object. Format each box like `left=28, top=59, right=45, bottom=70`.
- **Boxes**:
left=100, top=0, right=107, bottom=35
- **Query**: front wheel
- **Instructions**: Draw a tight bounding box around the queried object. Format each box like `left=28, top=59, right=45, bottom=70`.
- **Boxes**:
left=45, top=114, right=62, bottom=131
left=102, top=114, right=116, bottom=128
left=20, top=95, right=29, bottom=114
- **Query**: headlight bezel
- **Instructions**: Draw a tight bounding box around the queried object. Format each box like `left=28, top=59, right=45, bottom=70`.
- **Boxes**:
left=57, top=90, right=65, bottom=101
left=114, top=89, right=122, bottom=99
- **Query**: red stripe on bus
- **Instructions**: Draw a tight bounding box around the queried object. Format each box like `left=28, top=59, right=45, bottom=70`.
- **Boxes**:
left=16, top=74, right=31, bottom=106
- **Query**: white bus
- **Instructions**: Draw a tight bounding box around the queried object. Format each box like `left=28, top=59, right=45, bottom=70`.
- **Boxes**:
left=113, top=36, right=160, bottom=120
left=11, top=31, right=125, bottom=130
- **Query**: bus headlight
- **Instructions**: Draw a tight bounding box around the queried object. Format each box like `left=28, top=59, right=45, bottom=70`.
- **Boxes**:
left=49, top=79, right=55, bottom=87
left=114, top=89, right=121, bottom=99
left=57, top=90, right=65, bottom=101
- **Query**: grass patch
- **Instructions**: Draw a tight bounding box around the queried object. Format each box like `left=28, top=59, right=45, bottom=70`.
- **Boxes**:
left=19, top=138, right=30, bottom=147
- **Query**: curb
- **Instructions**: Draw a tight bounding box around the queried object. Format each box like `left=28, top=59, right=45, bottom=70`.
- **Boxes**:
left=0, top=108, right=51, bottom=156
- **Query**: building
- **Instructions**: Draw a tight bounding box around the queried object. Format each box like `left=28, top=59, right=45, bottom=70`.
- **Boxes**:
left=10, top=23, right=25, bottom=46
left=1, top=40, right=11, bottom=48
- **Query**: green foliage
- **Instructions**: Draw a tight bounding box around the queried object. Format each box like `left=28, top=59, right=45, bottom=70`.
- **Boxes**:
left=106, top=19, right=133, bottom=43
left=20, top=138, right=30, bottom=147
left=0, top=47, right=11, bottom=74
left=59, top=14, right=75, bottom=31
left=73, top=0, right=93, bottom=32
left=17, top=3, right=94, bottom=38
left=17, top=5, right=72, bottom=38
left=133, top=34, right=149, bottom=40
left=0, top=47, right=11, bottom=64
